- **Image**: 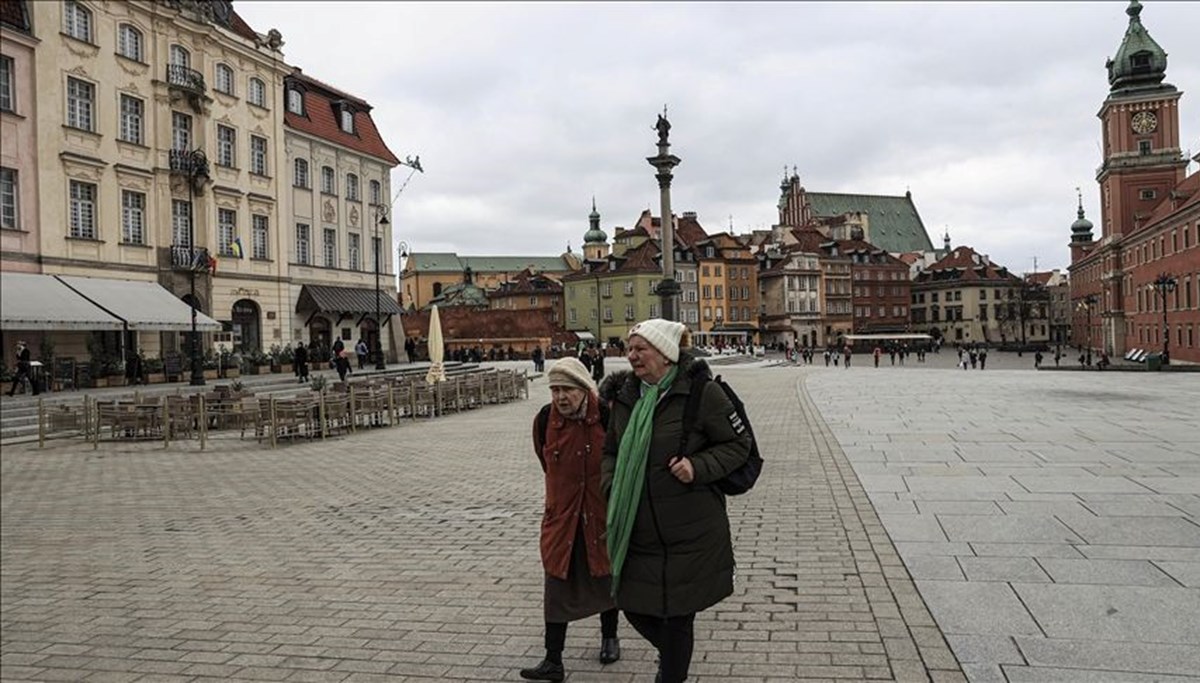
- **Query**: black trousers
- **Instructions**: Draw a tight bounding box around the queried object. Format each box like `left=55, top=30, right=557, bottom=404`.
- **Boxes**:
left=624, top=611, right=696, bottom=683
left=544, top=608, right=618, bottom=662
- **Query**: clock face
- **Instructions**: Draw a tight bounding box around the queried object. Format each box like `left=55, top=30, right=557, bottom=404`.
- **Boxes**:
left=1131, top=111, right=1158, bottom=135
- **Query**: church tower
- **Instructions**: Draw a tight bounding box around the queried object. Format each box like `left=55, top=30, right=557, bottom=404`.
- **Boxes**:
left=582, top=198, right=609, bottom=262
left=1095, top=0, right=1187, bottom=240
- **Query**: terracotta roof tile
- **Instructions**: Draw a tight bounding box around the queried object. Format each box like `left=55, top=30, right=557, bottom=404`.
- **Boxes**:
left=0, top=0, right=31, bottom=32
left=285, top=70, right=400, bottom=165
left=229, top=9, right=259, bottom=42
left=1140, top=172, right=1200, bottom=232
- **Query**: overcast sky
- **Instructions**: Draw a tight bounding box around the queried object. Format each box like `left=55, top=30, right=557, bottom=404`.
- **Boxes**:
left=237, top=1, right=1200, bottom=273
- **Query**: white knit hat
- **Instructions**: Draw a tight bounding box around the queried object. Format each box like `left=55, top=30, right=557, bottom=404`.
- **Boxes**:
left=547, top=357, right=597, bottom=393
left=628, top=318, right=689, bottom=363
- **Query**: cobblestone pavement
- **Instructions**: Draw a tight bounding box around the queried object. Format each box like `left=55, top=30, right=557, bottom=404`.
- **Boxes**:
left=1, top=360, right=964, bottom=682
left=805, top=365, right=1200, bottom=682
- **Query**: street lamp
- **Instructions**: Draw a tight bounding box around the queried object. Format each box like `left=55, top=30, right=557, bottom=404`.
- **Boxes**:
left=373, top=207, right=390, bottom=370
left=1149, top=273, right=1177, bottom=365
left=396, top=240, right=409, bottom=308
left=1076, top=294, right=1097, bottom=366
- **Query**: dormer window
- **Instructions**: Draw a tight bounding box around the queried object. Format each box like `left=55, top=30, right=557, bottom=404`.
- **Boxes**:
left=287, top=88, right=303, bottom=115
left=1130, top=51, right=1152, bottom=73
left=340, top=108, right=354, bottom=134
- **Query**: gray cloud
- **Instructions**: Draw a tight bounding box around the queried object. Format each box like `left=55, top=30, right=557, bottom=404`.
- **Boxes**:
left=237, top=1, right=1200, bottom=272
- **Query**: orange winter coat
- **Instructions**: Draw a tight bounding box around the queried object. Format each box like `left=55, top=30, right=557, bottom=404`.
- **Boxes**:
left=532, top=394, right=611, bottom=581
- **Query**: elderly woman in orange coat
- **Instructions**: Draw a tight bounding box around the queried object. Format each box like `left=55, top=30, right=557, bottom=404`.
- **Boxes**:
left=520, top=357, right=620, bottom=682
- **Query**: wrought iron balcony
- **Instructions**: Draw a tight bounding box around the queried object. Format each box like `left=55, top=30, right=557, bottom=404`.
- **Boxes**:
left=169, top=244, right=212, bottom=271
left=166, top=64, right=206, bottom=95
left=169, top=149, right=210, bottom=178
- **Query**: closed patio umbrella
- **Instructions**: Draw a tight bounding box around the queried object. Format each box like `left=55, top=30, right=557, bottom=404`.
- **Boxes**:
left=425, top=305, right=447, bottom=384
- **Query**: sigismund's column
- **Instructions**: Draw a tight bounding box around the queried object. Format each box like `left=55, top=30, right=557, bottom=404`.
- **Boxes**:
left=647, top=111, right=681, bottom=321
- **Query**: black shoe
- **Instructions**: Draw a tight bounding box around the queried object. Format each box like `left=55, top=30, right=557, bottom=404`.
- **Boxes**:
left=519, top=658, right=564, bottom=682
left=599, top=636, right=620, bottom=664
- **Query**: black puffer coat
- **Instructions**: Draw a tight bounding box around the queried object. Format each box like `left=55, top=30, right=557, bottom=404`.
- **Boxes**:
left=600, top=354, right=751, bottom=617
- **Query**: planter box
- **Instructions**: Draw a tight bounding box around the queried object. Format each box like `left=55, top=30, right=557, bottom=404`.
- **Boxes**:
left=93, top=377, right=108, bottom=388
left=279, top=363, right=292, bottom=375
left=257, top=364, right=271, bottom=375
left=147, top=373, right=166, bottom=384
left=203, top=369, right=219, bottom=380
left=224, top=367, right=241, bottom=378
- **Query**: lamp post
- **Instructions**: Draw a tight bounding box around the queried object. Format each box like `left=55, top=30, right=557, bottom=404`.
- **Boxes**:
left=373, top=207, right=390, bottom=370
left=374, top=154, right=423, bottom=369
left=396, top=240, right=409, bottom=308
left=647, top=109, right=681, bottom=321
left=1149, top=273, right=1177, bottom=365
left=1076, top=294, right=1097, bottom=367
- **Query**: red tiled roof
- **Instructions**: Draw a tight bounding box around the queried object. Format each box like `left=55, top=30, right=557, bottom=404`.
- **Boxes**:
left=488, top=269, right=563, bottom=297
left=897, top=252, right=922, bottom=265
left=790, top=226, right=827, bottom=252
left=676, top=214, right=709, bottom=247
left=284, top=70, right=401, bottom=165
left=918, top=245, right=1019, bottom=284
left=1025, top=271, right=1054, bottom=286
left=228, top=9, right=259, bottom=42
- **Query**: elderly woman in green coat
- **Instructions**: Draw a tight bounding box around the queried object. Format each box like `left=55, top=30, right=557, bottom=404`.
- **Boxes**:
left=601, top=319, right=751, bottom=683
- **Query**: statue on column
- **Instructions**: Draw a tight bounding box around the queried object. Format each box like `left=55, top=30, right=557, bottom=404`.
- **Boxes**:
left=654, top=112, right=671, bottom=146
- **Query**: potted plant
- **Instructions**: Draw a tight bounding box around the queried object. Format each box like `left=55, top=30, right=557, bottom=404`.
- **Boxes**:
left=268, top=344, right=283, bottom=373
left=310, top=374, right=328, bottom=392
left=202, top=349, right=219, bottom=380
left=277, top=344, right=295, bottom=375
left=217, top=345, right=240, bottom=378
left=144, top=356, right=165, bottom=384
left=253, top=349, right=271, bottom=374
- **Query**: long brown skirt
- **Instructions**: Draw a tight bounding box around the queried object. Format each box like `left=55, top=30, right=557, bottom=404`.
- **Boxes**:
left=544, top=523, right=614, bottom=622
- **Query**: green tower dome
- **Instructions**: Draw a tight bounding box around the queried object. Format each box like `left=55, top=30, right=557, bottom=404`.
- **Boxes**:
left=1106, top=1, right=1170, bottom=94
left=584, top=197, right=607, bottom=244
left=1070, top=191, right=1094, bottom=243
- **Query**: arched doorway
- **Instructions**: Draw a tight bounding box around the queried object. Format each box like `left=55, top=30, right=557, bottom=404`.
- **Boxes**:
left=231, top=299, right=261, bottom=354
left=309, top=316, right=331, bottom=358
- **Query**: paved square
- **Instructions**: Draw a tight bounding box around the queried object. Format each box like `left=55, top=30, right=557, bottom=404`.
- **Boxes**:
left=1, top=360, right=963, bottom=682
left=806, top=360, right=1200, bottom=682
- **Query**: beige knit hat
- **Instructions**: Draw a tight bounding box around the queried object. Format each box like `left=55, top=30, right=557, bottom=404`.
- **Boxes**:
left=547, top=357, right=597, bottom=393
left=628, top=318, right=689, bottom=363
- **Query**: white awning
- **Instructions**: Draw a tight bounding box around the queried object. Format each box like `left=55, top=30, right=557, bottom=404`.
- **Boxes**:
left=0, top=272, right=124, bottom=331
left=57, top=275, right=223, bottom=332
left=574, top=331, right=596, bottom=340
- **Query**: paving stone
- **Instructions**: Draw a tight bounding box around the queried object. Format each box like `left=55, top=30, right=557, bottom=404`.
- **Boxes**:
left=1036, top=558, right=1178, bottom=586
left=957, top=557, right=1051, bottom=583
left=1054, top=515, right=1200, bottom=546
left=1014, top=636, right=1200, bottom=677
left=913, top=581, right=1042, bottom=636
left=1012, top=583, right=1200, bottom=643
left=1153, top=561, right=1200, bottom=587
left=943, top=635, right=1024, bottom=664
left=937, top=515, right=1083, bottom=544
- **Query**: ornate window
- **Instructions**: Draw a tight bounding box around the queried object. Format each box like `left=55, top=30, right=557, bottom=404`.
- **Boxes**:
left=0, top=56, right=12, bottom=112
left=250, top=136, right=267, bottom=175
left=169, top=44, right=190, bottom=68
left=345, top=173, right=359, bottom=201
left=214, top=64, right=235, bottom=95
left=296, top=223, right=311, bottom=265
left=120, top=190, right=144, bottom=244
left=171, top=111, right=192, bottom=150
left=216, top=125, right=236, bottom=167
left=217, top=208, right=237, bottom=256
left=117, top=24, right=143, bottom=61
left=171, top=199, right=192, bottom=246
left=369, top=179, right=381, bottom=204
left=287, top=89, right=303, bottom=115
left=118, top=94, right=143, bottom=144
left=66, top=77, right=95, bottom=131
left=293, top=158, right=309, bottom=188
left=1, top=167, right=20, bottom=230
left=69, top=180, right=97, bottom=239
left=248, top=77, right=266, bottom=107
left=348, top=232, right=361, bottom=271
left=252, top=215, right=268, bottom=259
left=323, top=228, right=337, bottom=268
left=321, top=166, right=335, bottom=194
left=63, top=1, right=93, bottom=42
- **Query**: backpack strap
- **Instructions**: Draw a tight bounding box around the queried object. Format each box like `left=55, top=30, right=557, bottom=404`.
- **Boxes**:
left=677, top=376, right=709, bottom=457
left=534, top=404, right=552, bottom=471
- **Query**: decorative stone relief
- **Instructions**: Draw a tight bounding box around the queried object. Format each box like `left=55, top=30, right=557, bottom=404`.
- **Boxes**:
left=117, top=60, right=148, bottom=77
left=323, top=199, right=336, bottom=223
left=63, top=40, right=99, bottom=59
left=349, top=206, right=359, bottom=227
left=67, top=65, right=91, bottom=78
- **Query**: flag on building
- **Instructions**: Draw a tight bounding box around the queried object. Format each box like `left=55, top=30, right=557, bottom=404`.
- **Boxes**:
left=231, top=237, right=245, bottom=258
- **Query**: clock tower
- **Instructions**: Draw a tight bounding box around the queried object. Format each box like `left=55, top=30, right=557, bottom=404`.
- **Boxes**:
left=1095, top=0, right=1188, bottom=241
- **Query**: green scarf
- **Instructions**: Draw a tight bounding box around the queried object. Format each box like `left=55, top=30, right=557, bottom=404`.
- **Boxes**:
left=607, top=366, right=678, bottom=595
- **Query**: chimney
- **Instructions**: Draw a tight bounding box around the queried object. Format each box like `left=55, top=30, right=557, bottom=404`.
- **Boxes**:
left=682, top=211, right=697, bottom=220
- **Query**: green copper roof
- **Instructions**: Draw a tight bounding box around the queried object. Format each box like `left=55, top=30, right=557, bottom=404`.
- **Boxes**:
left=1107, top=1, right=1170, bottom=94
left=805, top=192, right=934, bottom=253
left=407, top=252, right=572, bottom=274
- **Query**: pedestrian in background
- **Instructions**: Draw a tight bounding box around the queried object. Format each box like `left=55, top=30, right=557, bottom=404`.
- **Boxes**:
left=355, top=338, right=369, bottom=370
left=520, top=357, right=620, bottom=682
left=294, top=341, right=310, bottom=383
left=603, top=319, right=751, bottom=683
left=6, top=341, right=35, bottom=397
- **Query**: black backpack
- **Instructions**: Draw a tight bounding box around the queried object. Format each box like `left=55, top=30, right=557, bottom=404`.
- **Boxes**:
left=680, top=375, right=763, bottom=495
